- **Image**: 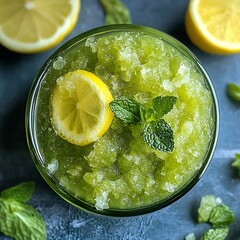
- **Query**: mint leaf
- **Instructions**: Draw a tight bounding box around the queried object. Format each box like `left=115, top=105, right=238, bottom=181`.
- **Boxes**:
left=110, top=98, right=141, bottom=124
left=232, top=153, right=240, bottom=177
left=200, top=227, right=229, bottom=240
left=141, top=96, right=177, bottom=121
left=152, top=96, right=177, bottom=119
left=1, top=182, right=35, bottom=203
left=100, top=0, right=131, bottom=25
left=0, top=198, right=46, bottom=240
left=227, top=82, right=240, bottom=102
left=142, top=119, right=174, bottom=152
left=198, top=195, right=222, bottom=223
left=209, top=204, right=235, bottom=227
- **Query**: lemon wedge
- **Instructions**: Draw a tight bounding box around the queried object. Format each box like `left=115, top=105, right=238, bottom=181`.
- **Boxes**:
left=185, top=0, right=240, bottom=54
left=0, top=0, right=80, bottom=53
left=50, top=70, right=114, bottom=146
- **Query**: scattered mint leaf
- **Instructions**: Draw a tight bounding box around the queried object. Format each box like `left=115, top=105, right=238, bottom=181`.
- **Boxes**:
left=200, top=227, right=229, bottom=240
left=110, top=98, right=141, bottom=124
left=0, top=198, right=46, bottom=240
left=142, top=119, right=174, bottom=152
left=227, top=82, right=240, bottom=102
left=209, top=204, right=235, bottom=227
left=232, top=153, right=240, bottom=177
left=198, top=195, right=222, bottom=223
left=152, top=96, right=177, bottom=119
left=100, top=0, right=131, bottom=25
left=1, top=182, right=35, bottom=203
left=0, top=182, right=46, bottom=240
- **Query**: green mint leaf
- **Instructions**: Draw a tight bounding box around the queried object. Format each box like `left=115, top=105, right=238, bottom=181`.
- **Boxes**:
left=227, top=82, right=240, bottom=102
left=209, top=204, right=235, bottom=227
left=100, top=0, right=131, bottom=25
left=200, top=227, right=229, bottom=240
left=152, top=96, right=177, bottom=119
left=1, top=182, right=35, bottom=203
left=0, top=198, right=46, bottom=240
left=232, top=153, right=240, bottom=177
left=142, top=119, right=174, bottom=152
left=198, top=195, right=222, bottom=223
left=110, top=98, right=141, bottom=124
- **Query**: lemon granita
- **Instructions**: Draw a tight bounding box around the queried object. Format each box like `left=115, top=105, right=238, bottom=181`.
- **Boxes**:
left=32, top=27, right=216, bottom=212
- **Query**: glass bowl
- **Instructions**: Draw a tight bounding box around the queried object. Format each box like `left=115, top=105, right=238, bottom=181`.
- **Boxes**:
left=26, top=24, right=219, bottom=217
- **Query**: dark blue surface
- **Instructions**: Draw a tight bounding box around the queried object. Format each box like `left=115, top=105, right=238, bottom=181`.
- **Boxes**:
left=1, top=0, right=240, bottom=239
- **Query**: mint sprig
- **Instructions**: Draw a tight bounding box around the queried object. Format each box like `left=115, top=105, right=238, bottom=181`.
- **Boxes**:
left=110, top=96, right=177, bottom=152
left=0, top=182, right=46, bottom=240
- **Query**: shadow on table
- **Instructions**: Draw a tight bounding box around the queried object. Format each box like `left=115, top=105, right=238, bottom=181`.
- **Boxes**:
left=167, top=22, right=192, bottom=49
left=0, top=88, right=29, bottom=151
left=0, top=45, right=27, bottom=65
left=0, top=83, right=42, bottom=185
left=0, top=44, right=38, bottom=152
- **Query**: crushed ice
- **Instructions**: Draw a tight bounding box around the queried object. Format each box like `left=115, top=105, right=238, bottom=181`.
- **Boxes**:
left=47, top=159, right=58, bottom=174
left=85, top=37, right=97, bottom=52
left=53, top=56, right=66, bottom=70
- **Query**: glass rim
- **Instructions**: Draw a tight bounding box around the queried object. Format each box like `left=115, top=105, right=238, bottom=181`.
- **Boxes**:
left=25, top=24, right=219, bottom=217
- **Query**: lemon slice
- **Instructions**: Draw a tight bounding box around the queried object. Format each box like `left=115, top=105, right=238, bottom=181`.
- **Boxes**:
left=51, top=70, right=114, bottom=146
left=185, top=0, right=240, bottom=54
left=0, top=0, right=80, bottom=53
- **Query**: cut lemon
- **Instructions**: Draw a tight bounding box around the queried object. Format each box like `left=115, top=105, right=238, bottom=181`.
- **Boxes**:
left=0, top=0, right=80, bottom=53
left=51, top=70, right=114, bottom=146
left=185, top=0, right=240, bottom=54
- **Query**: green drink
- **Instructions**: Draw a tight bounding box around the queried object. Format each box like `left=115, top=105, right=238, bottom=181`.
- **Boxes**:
left=26, top=25, right=218, bottom=216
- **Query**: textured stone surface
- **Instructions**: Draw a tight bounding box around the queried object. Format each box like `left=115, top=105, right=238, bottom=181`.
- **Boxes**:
left=1, top=0, right=240, bottom=239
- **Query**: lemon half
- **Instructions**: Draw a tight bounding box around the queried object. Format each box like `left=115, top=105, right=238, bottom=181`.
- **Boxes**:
left=51, top=70, right=114, bottom=146
left=185, top=0, right=240, bottom=54
left=0, top=0, right=80, bottom=53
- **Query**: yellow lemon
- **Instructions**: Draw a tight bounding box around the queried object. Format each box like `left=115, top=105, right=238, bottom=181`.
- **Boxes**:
left=185, top=0, right=240, bottom=54
left=0, top=0, right=80, bottom=53
left=51, top=70, right=114, bottom=146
